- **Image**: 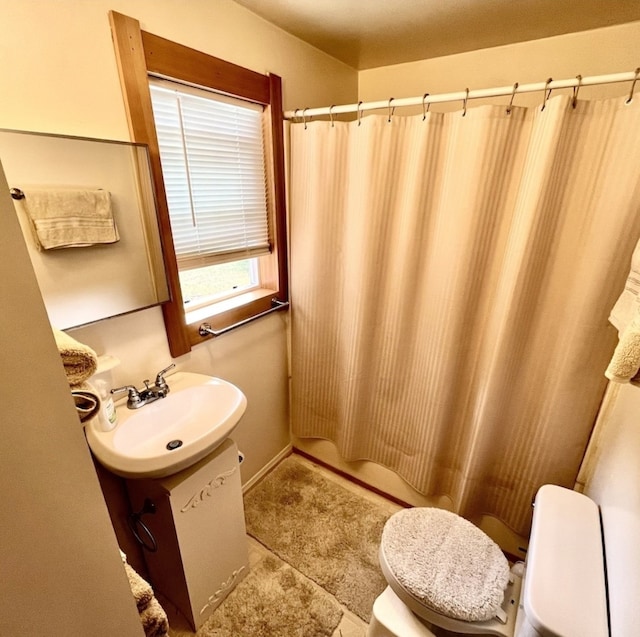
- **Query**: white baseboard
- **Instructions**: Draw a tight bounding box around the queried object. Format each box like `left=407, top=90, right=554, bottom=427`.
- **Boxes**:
left=242, top=444, right=292, bottom=494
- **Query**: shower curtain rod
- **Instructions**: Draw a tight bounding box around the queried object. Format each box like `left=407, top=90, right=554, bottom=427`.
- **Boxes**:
left=284, top=69, right=640, bottom=120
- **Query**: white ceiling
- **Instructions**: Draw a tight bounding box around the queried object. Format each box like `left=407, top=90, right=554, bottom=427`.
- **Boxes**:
left=232, top=0, right=640, bottom=70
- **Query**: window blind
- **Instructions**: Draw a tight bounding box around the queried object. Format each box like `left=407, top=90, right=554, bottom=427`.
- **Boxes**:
left=149, top=78, right=271, bottom=269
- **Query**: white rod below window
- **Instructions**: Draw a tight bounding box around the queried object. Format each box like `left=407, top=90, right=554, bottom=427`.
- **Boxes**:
left=284, top=69, right=639, bottom=120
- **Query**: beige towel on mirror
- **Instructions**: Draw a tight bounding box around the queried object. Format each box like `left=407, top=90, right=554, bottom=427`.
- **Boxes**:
left=22, top=187, right=119, bottom=250
left=52, top=327, right=98, bottom=385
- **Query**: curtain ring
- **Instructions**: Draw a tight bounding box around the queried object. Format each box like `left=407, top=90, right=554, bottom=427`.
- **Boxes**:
left=357, top=101, right=363, bottom=126
left=422, top=93, right=430, bottom=120
left=387, top=97, right=395, bottom=123
left=302, top=107, right=309, bottom=130
left=541, top=77, right=553, bottom=111
left=572, top=75, right=582, bottom=109
left=626, top=67, right=640, bottom=105
left=329, top=104, right=336, bottom=128
left=462, top=88, right=469, bottom=117
left=506, top=82, right=519, bottom=115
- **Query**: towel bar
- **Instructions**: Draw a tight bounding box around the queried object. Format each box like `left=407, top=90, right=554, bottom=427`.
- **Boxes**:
left=199, top=298, right=289, bottom=338
left=128, top=498, right=158, bottom=553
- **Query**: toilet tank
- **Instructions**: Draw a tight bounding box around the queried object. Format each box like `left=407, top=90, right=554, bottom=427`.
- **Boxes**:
left=515, top=485, right=609, bottom=637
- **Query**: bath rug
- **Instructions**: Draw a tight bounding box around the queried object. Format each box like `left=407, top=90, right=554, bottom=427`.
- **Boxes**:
left=244, top=455, right=393, bottom=622
left=196, top=553, right=342, bottom=637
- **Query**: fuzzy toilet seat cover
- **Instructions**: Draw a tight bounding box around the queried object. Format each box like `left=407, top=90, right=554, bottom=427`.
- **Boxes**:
left=380, top=507, right=510, bottom=623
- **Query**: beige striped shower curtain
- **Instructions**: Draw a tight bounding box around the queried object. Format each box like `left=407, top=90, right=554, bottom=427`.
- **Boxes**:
left=289, top=94, right=640, bottom=536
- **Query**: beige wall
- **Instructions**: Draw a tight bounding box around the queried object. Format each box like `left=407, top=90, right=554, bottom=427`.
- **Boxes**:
left=1, top=0, right=356, bottom=135
left=359, top=21, right=640, bottom=110
left=0, top=0, right=357, bottom=491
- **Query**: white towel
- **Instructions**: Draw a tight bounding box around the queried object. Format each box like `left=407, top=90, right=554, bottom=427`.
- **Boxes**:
left=605, top=303, right=640, bottom=384
left=609, top=237, right=640, bottom=335
left=22, top=187, right=119, bottom=250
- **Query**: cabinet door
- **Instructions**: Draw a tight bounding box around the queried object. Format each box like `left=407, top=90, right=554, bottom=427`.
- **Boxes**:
left=169, top=439, right=250, bottom=628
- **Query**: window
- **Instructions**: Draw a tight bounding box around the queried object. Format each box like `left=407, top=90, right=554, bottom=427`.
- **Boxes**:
left=109, top=11, right=288, bottom=356
left=149, top=80, right=269, bottom=309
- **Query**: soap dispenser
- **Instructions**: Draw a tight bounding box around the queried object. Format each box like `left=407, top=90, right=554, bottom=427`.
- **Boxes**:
left=94, top=378, right=118, bottom=432
left=89, top=355, right=121, bottom=432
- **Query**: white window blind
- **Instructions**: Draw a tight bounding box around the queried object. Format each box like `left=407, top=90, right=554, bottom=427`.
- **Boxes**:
left=149, top=78, right=271, bottom=269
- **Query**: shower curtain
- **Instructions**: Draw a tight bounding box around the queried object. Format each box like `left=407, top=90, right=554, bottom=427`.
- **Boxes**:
left=289, top=94, right=640, bottom=536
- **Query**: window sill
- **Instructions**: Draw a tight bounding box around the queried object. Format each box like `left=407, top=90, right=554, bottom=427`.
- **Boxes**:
left=185, top=287, right=283, bottom=345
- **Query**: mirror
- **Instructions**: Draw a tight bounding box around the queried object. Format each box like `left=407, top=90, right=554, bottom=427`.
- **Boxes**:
left=0, top=129, right=169, bottom=329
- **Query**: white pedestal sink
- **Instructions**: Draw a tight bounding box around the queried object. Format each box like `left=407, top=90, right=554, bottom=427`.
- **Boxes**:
left=85, top=371, right=247, bottom=478
left=126, top=438, right=249, bottom=631
left=84, top=371, right=250, bottom=630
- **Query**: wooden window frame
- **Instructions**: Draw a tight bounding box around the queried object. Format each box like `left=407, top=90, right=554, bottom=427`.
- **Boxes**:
left=109, top=11, right=288, bottom=357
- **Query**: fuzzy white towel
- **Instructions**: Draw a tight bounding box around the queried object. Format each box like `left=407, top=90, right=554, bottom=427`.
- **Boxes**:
left=605, top=304, right=640, bottom=383
left=22, top=187, right=119, bottom=250
left=609, top=236, right=640, bottom=335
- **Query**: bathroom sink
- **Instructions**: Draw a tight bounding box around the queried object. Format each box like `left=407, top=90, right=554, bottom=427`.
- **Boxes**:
left=85, top=372, right=247, bottom=479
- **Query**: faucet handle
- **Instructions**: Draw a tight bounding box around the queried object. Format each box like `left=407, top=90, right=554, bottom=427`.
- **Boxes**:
left=111, top=385, right=142, bottom=407
left=111, top=385, right=139, bottom=397
left=155, top=363, right=176, bottom=388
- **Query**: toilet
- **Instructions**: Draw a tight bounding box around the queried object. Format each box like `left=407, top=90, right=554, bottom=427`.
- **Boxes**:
left=368, top=484, right=609, bottom=637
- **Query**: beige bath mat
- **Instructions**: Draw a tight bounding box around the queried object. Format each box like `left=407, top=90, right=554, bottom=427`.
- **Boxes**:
left=191, top=553, right=342, bottom=636
left=244, top=455, right=392, bottom=622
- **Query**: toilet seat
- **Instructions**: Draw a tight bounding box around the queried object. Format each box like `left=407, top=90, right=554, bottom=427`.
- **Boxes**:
left=379, top=507, right=518, bottom=636
left=379, top=562, right=522, bottom=636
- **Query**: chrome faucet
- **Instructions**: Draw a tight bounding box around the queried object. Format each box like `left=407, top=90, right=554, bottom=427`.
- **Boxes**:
left=111, top=364, right=176, bottom=409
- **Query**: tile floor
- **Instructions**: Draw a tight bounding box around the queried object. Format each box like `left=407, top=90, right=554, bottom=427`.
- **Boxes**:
left=165, top=453, right=402, bottom=636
